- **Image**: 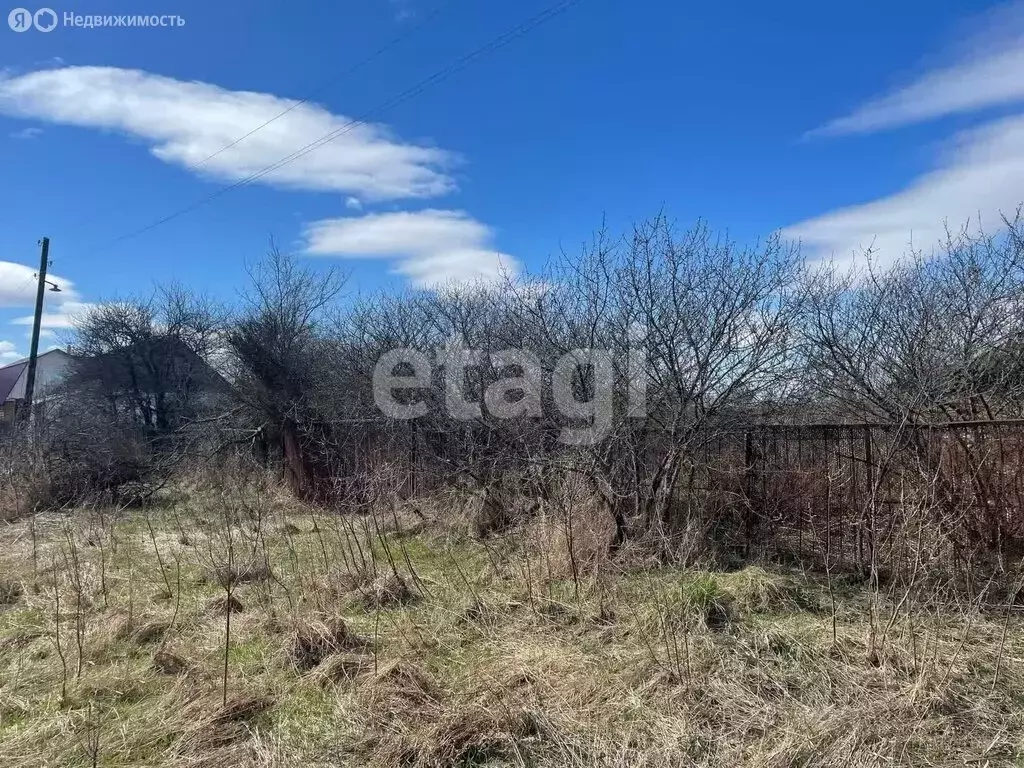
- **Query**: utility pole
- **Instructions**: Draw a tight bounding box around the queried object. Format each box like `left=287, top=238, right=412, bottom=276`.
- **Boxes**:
left=22, top=236, right=50, bottom=419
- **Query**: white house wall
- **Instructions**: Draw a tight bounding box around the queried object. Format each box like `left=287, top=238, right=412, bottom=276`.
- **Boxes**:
left=7, top=351, right=71, bottom=401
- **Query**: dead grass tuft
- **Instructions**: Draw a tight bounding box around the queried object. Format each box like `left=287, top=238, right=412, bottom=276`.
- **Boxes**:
left=676, top=573, right=734, bottom=630
left=0, top=577, right=23, bottom=606
left=288, top=615, right=361, bottom=671
left=0, top=629, right=43, bottom=654
left=205, top=594, right=244, bottom=615
left=359, top=658, right=551, bottom=768
left=173, top=694, right=273, bottom=758
left=535, top=597, right=581, bottom=625
left=203, top=561, right=272, bottom=589
left=152, top=649, right=192, bottom=675
left=718, top=566, right=819, bottom=615
left=307, top=651, right=369, bottom=685
left=361, top=658, right=443, bottom=712
left=375, top=703, right=545, bottom=768
left=115, top=617, right=172, bottom=645
left=462, top=596, right=522, bottom=627
left=356, top=572, right=417, bottom=609
left=73, top=664, right=155, bottom=704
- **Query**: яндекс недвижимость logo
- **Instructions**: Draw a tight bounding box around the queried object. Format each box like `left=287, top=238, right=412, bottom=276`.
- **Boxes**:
left=8, top=7, right=56, bottom=31
left=8, top=8, right=184, bottom=30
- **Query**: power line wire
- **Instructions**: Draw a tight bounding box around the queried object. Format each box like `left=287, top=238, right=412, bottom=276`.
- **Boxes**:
left=64, top=0, right=458, bottom=233
left=174, top=1, right=458, bottom=176
left=100, top=0, right=586, bottom=249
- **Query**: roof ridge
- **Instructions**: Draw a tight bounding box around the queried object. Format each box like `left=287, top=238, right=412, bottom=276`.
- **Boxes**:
left=0, top=347, right=69, bottom=371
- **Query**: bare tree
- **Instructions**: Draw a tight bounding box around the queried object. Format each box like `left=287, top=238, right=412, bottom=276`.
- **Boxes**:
left=68, top=286, right=228, bottom=435
left=226, top=246, right=347, bottom=499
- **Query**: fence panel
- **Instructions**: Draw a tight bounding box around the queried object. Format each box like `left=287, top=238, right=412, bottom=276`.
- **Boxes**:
left=699, top=421, right=1024, bottom=576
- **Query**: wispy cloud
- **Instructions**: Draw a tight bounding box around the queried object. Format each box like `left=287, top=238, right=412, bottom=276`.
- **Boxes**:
left=0, top=66, right=458, bottom=201
left=787, top=114, right=1024, bottom=266
left=810, top=3, right=1024, bottom=137
left=0, top=66, right=518, bottom=285
left=10, top=300, right=95, bottom=332
left=0, top=340, right=20, bottom=363
left=789, top=2, right=1024, bottom=267
left=0, top=261, right=78, bottom=307
left=389, top=0, right=415, bottom=23
left=303, top=209, right=519, bottom=286
left=1, top=260, right=88, bottom=359
left=10, top=126, right=42, bottom=139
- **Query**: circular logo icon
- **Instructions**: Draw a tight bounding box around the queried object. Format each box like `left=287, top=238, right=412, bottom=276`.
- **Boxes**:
left=8, top=7, right=33, bottom=31
left=33, top=7, right=57, bottom=31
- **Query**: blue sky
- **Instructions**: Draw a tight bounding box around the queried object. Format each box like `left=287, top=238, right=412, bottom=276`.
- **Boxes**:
left=1, top=0, right=1021, bottom=361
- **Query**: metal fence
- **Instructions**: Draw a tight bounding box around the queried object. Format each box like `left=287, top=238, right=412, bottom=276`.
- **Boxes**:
left=698, top=420, right=1024, bottom=574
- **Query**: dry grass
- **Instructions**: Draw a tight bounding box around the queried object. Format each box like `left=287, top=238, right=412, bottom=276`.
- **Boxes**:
left=205, top=594, right=245, bottom=615
left=152, top=649, right=191, bottom=676
left=172, top=694, right=274, bottom=765
left=203, top=561, right=273, bottom=590
left=0, top=578, right=22, bottom=607
left=0, top=486, right=1021, bottom=767
left=354, top=572, right=417, bottom=609
left=115, top=616, right=173, bottom=645
left=288, top=616, right=360, bottom=671
left=307, top=652, right=369, bottom=686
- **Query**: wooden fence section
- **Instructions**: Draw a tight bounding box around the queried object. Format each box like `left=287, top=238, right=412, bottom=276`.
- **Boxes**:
left=700, top=421, right=1024, bottom=573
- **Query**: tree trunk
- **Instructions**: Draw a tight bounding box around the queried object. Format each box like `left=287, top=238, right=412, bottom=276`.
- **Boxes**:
left=281, top=419, right=309, bottom=498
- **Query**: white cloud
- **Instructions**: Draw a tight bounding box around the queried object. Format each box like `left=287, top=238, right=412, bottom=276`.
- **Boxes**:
left=0, top=66, right=457, bottom=201
left=790, top=3, right=1024, bottom=267
left=303, top=209, right=519, bottom=286
left=811, top=3, right=1024, bottom=136
left=0, top=66, right=515, bottom=288
left=0, top=340, right=20, bottom=363
left=0, top=261, right=78, bottom=307
left=812, top=49, right=1024, bottom=137
left=10, top=126, right=42, bottom=139
left=786, top=114, right=1024, bottom=267
left=10, top=300, right=95, bottom=332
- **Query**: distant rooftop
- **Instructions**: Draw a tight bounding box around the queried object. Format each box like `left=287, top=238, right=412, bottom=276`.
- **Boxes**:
left=0, top=348, right=71, bottom=371
left=0, top=349, right=72, bottom=405
left=0, top=361, right=28, bottom=404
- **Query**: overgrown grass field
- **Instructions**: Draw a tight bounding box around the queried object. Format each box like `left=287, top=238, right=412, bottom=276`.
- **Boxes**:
left=1, top=480, right=1022, bottom=767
